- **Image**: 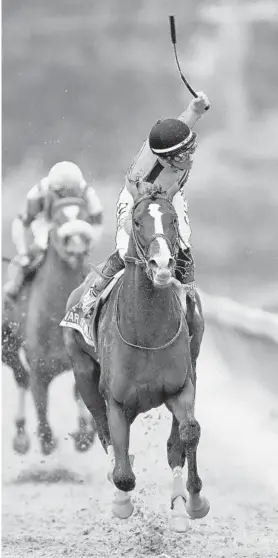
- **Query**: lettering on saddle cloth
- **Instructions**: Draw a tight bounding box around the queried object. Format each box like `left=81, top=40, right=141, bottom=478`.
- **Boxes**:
left=60, top=304, right=95, bottom=347
left=60, top=270, right=124, bottom=348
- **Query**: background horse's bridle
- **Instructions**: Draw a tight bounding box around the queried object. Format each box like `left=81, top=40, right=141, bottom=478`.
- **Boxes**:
left=124, top=193, right=180, bottom=271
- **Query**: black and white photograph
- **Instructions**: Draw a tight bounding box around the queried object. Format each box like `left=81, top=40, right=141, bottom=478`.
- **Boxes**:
left=2, top=1, right=278, bottom=557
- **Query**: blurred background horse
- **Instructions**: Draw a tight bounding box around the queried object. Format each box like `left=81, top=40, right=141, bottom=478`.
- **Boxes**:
left=2, top=197, right=98, bottom=455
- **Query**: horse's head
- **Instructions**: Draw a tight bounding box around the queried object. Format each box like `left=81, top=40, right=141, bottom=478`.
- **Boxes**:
left=49, top=198, right=95, bottom=268
left=129, top=183, right=179, bottom=288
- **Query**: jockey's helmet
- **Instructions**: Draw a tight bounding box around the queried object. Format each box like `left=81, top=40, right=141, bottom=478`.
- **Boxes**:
left=149, top=119, right=196, bottom=162
left=47, top=161, right=85, bottom=196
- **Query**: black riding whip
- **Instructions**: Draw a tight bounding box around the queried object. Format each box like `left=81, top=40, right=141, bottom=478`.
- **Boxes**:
left=169, top=15, right=209, bottom=110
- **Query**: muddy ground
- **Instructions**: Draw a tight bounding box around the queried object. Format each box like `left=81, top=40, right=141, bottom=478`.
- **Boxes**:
left=2, top=326, right=278, bottom=557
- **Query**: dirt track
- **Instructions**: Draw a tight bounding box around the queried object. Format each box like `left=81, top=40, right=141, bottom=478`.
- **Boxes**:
left=2, top=326, right=278, bottom=558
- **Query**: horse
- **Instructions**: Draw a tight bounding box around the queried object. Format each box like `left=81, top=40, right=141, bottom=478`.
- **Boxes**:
left=2, top=197, right=99, bottom=455
left=62, top=183, right=209, bottom=532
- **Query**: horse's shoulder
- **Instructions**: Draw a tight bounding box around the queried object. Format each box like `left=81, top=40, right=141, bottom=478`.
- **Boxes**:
left=98, top=276, right=123, bottom=326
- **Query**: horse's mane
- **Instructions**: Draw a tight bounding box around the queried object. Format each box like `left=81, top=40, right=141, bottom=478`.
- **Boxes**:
left=138, top=183, right=170, bottom=201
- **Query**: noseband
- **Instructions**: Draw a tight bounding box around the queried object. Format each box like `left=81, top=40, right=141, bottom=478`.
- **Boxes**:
left=124, top=194, right=180, bottom=269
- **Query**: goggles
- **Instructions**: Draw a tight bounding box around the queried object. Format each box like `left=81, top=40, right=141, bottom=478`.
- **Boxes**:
left=160, top=133, right=198, bottom=163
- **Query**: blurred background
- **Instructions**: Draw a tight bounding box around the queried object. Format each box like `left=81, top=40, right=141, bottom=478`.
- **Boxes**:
left=2, top=3, right=278, bottom=554
left=2, top=0, right=278, bottom=306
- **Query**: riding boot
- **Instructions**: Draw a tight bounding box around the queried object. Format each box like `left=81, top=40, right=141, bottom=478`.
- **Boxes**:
left=3, top=261, right=26, bottom=299
left=82, top=250, right=125, bottom=316
left=175, top=247, right=196, bottom=300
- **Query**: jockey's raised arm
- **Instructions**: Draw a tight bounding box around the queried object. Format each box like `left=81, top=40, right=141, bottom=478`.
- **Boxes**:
left=178, top=92, right=210, bottom=128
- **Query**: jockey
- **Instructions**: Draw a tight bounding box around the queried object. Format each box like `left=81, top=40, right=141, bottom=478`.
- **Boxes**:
left=4, top=161, right=103, bottom=299
left=83, top=92, right=210, bottom=314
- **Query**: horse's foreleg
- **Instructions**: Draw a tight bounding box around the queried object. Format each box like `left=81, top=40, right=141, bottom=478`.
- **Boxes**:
left=64, top=329, right=111, bottom=452
left=166, top=414, right=190, bottom=530
left=106, top=444, right=134, bottom=519
left=13, top=373, right=30, bottom=454
left=106, top=399, right=135, bottom=519
left=107, top=399, right=135, bottom=492
left=166, top=412, right=189, bottom=532
left=167, top=376, right=209, bottom=523
left=30, top=371, right=56, bottom=455
left=71, top=383, right=96, bottom=452
left=2, top=324, right=31, bottom=454
left=167, top=415, right=186, bottom=470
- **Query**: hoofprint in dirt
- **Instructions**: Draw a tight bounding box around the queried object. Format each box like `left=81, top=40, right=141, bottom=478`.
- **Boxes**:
left=2, top=329, right=278, bottom=558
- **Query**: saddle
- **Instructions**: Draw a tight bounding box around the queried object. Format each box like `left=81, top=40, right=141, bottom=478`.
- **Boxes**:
left=60, top=269, right=124, bottom=350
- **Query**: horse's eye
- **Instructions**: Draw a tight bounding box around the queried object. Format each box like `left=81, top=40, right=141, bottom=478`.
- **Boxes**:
left=134, top=219, right=140, bottom=228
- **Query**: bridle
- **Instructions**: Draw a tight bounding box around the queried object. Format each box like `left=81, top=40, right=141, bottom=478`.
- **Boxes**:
left=49, top=225, right=89, bottom=268
left=49, top=198, right=90, bottom=267
left=117, top=193, right=185, bottom=351
left=124, top=193, right=180, bottom=273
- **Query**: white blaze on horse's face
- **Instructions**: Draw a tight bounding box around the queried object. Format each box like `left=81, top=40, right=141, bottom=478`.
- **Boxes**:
left=147, top=203, right=174, bottom=286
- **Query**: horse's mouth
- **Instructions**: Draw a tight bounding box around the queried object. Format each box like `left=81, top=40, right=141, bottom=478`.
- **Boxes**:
left=149, top=269, right=173, bottom=288
left=66, top=252, right=88, bottom=269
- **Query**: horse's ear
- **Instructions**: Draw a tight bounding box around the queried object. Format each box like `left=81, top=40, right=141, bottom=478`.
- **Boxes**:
left=167, top=180, right=180, bottom=201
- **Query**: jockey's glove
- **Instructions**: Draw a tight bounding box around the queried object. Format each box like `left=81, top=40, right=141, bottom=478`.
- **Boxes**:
left=190, top=92, right=211, bottom=115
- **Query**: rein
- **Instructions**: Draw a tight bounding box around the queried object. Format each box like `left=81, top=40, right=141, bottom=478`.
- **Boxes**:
left=115, top=283, right=185, bottom=351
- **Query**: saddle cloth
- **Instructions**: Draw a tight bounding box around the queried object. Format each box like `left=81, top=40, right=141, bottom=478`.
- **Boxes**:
left=60, top=269, right=124, bottom=349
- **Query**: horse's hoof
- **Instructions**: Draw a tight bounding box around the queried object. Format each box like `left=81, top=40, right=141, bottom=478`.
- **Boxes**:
left=170, top=513, right=191, bottom=533
left=186, top=495, right=210, bottom=519
left=75, top=434, right=93, bottom=452
left=13, top=433, right=30, bottom=454
left=112, top=491, right=134, bottom=519
left=41, top=437, right=57, bottom=456
left=170, top=496, right=191, bottom=533
left=75, top=437, right=91, bottom=452
left=71, top=430, right=95, bottom=452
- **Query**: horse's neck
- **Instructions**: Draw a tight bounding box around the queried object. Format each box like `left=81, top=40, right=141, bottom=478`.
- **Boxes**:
left=120, top=261, right=179, bottom=347
left=123, top=267, right=171, bottom=311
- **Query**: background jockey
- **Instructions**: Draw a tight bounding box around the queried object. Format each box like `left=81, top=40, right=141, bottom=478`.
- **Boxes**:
left=83, top=92, right=210, bottom=315
left=4, top=161, right=103, bottom=299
